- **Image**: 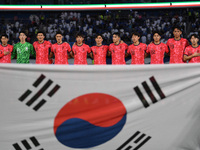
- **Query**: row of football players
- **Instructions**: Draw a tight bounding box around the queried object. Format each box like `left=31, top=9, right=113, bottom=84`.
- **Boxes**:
left=0, top=26, right=200, bottom=64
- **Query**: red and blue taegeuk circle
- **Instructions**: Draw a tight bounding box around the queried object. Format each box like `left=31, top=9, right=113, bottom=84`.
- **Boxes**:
left=54, top=93, right=127, bottom=148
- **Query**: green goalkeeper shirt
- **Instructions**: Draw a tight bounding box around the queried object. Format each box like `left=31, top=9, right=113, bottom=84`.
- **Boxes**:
left=11, top=42, right=35, bottom=64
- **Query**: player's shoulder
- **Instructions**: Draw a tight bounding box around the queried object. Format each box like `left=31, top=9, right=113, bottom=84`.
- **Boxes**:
left=140, top=43, right=147, bottom=47
left=167, top=38, right=174, bottom=42
left=14, top=42, right=20, bottom=46
left=26, top=42, right=32, bottom=46
left=181, top=38, right=188, bottom=42
left=8, top=44, right=13, bottom=48
left=109, top=43, right=114, bottom=46
left=185, top=45, right=192, bottom=49
left=33, top=41, right=38, bottom=44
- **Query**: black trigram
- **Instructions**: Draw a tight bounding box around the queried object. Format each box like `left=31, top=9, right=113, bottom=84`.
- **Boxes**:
left=134, top=76, right=166, bottom=108
left=116, top=131, right=151, bottom=150
left=12, top=136, right=44, bottom=150
left=18, top=74, right=60, bottom=111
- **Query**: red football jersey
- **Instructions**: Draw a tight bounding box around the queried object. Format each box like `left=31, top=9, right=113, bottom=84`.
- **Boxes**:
left=33, top=41, right=52, bottom=64
left=91, top=45, right=109, bottom=65
left=146, top=42, right=169, bottom=64
left=109, top=43, right=128, bottom=65
left=167, top=38, right=189, bottom=64
left=184, top=45, right=200, bottom=63
left=0, top=44, right=13, bottom=63
left=72, top=44, right=91, bottom=65
left=51, top=42, right=71, bottom=64
left=127, top=43, right=147, bottom=64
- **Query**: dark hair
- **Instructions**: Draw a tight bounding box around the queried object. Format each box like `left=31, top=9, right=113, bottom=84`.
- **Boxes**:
left=95, top=34, right=103, bottom=39
left=173, top=26, right=182, bottom=32
left=132, top=31, right=141, bottom=37
left=55, top=31, right=63, bottom=36
left=19, top=31, right=27, bottom=36
left=190, top=34, right=199, bottom=39
left=0, top=34, right=8, bottom=39
left=152, top=31, right=162, bottom=36
left=37, top=31, right=45, bottom=36
left=75, top=32, right=84, bottom=38
left=113, top=32, right=120, bottom=38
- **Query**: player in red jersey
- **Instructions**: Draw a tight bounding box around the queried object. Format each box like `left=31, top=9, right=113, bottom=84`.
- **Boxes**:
left=71, top=33, right=91, bottom=65
left=146, top=31, right=169, bottom=64
left=109, top=32, right=128, bottom=65
left=90, top=34, right=109, bottom=65
left=127, top=32, right=147, bottom=64
left=166, top=26, right=189, bottom=63
left=33, top=31, right=52, bottom=64
left=50, top=31, right=72, bottom=65
left=0, top=34, right=13, bottom=63
left=183, top=34, right=200, bottom=63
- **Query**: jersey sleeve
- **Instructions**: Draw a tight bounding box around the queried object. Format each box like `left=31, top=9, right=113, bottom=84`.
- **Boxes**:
left=66, top=43, right=71, bottom=52
left=146, top=45, right=150, bottom=54
left=144, top=44, right=147, bottom=52
left=184, top=47, right=189, bottom=56
left=127, top=45, right=131, bottom=54
left=164, top=44, right=169, bottom=53
left=104, top=45, right=109, bottom=52
left=108, top=44, right=112, bottom=52
left=11, top=44, right=17, bottom=59
left=30, top=44, right=35, bottom=57
left=9, top=45, right=13, bottom=53
left=0, top=50, right=4, bottom=58
left=185, top=39, right=189, bottom=47
left=166, top=39, right=170, bottom=47
left=87, top=45, right=91, bottom=53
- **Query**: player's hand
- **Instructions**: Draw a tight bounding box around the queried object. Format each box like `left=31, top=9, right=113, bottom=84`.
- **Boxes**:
left=193, top=52, right=200, bottom=57
left=4, top=51, right=10, bottom=55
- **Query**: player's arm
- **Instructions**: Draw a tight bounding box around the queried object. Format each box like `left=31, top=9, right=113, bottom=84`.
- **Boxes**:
left=145, top=45, right=150, bottom=58
left=30, top=44, right=36, bottom=58
left=90, top=52, right=93, bottom=59
left=70, top=46, right=75, bottom=58
left=11, top=44, right=17, bottom=59
left=0, top=51, right=10, bottom=58
left=183, top=52, right=200, bottom=62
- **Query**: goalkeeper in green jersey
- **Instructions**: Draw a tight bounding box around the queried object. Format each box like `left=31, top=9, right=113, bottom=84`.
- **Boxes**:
left=11, top=31, right=35, bottom=63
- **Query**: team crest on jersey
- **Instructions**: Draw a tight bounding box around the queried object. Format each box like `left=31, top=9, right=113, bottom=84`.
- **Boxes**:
left=151, top=49, right=155, bottom=54
left=83, top=48, right=85, bottom=52
left=139, top=47, right=142, bottom=51
left=26, top=47, right=28, bottom=51
left=17, top=48, right=20, bottom=53
left=160, top=47, right=163, bottom=51
left=94, top=49, right=97, bottom=55
left=62, top=46, right=64, bottom=50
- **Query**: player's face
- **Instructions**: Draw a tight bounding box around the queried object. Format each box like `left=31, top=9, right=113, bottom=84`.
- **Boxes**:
left=113, top=35, right=120, bottom=43
left=190, top=36, right=199, bottom=45
left=19, top=33, right=27, bottom=41
left=76, top=36, right=84, bottom=44
left=173, top=28, right=182, bottom=38
left=56, top=34, right=63, bottom=43
left=153, top=33, right=161, bottom=42
left=37, top=33, right=45, bottom=42
left=132, top=35, right=140, bottom=43
left=1, top=36, right=8, bottom=44
left=95, top=36, right=103, bottom=45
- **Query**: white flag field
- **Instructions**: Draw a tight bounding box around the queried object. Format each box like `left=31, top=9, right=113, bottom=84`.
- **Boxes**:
left=0, top=64, right=200, bottom=150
